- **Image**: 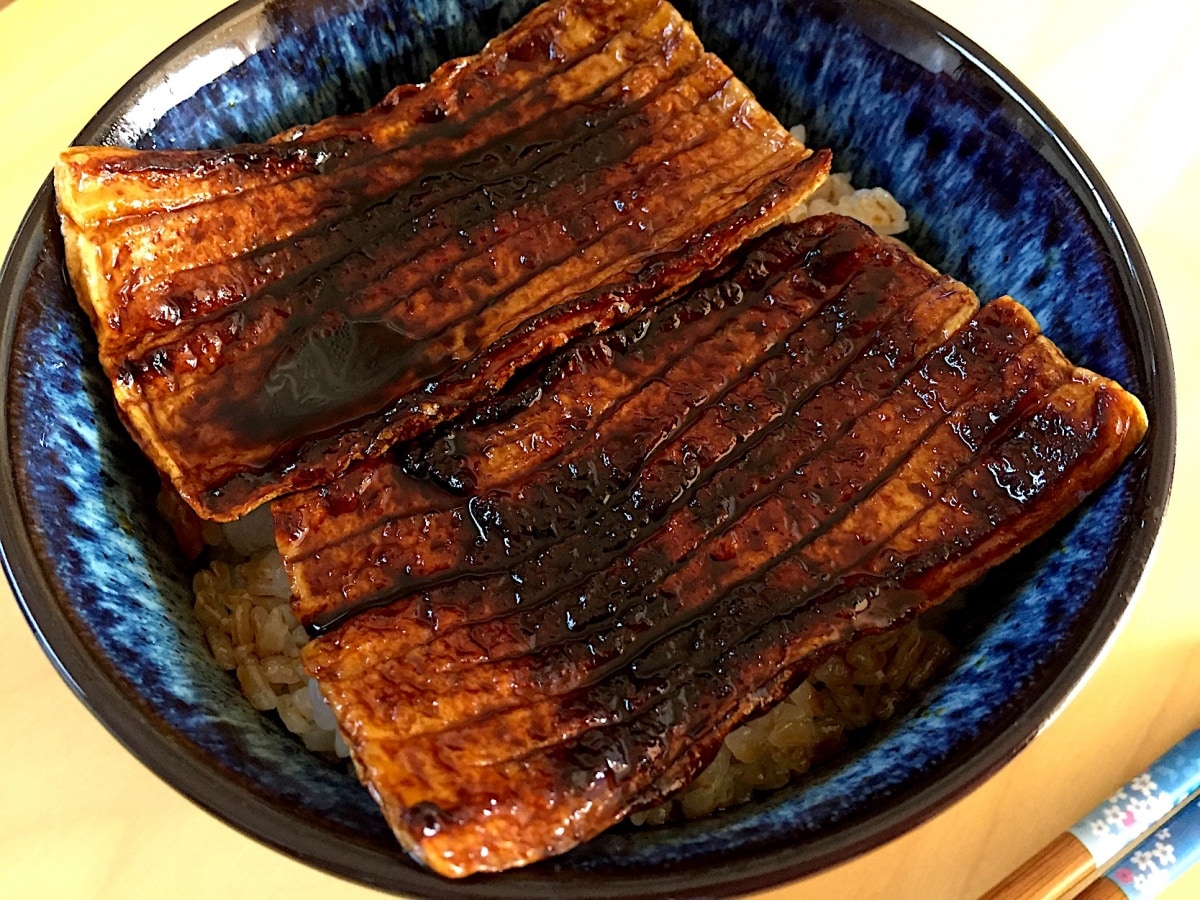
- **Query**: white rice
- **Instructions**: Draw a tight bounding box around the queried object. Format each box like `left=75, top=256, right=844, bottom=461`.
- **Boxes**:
left=786, top=124, right=908, bottom=236
left=629, top=621, right=950, bottom=825
left=192, top=532, right=350, bottom=758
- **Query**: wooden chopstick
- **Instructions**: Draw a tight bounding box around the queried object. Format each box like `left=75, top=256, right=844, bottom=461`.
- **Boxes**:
left=981, top=832, right=1097, bottom=900
left=1078, top=789, right=1200, bottom=899
left=980, top=730, right=1200, bottom=900
left=1074, top=881, right=1126, bottom=900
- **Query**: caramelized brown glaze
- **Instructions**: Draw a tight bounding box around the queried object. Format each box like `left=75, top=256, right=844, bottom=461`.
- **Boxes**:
left=275, top=216, right=1148, bottom=876
left=56, top=0, right=829, bottom=520
left=280, top=217, right=976, bottom=626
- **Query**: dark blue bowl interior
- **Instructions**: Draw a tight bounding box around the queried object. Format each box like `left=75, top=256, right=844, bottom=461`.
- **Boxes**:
left=0, top=0, right=1172, bottom=896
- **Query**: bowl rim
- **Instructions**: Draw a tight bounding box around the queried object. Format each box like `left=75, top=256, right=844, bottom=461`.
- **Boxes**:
left=0, top=0, right=1177, bottom=895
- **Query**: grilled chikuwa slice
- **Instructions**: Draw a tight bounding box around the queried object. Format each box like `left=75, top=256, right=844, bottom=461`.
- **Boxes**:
left=274, top=216, right=1148, bottom=876
left=54, top=0, right=829, bottom=520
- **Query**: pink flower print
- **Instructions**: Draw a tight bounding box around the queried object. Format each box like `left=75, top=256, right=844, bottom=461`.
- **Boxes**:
left=1115, top=867, right=1135, bottom=884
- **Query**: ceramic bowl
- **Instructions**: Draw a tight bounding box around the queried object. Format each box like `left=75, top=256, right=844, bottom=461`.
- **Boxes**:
left=0, top=0, right=1174, bottom=895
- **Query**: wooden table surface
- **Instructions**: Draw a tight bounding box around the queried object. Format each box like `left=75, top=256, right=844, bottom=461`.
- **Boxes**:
left=2, top=1, right=1197, bottom=897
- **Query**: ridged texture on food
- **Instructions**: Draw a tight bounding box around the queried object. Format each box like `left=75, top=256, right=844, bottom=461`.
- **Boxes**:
left=275, top=216, right=1147, bottom=876
left=54, top=0, right=829, bottom=521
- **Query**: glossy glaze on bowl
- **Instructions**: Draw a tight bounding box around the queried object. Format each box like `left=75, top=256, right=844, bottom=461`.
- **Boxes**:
left=0, top=0, right=1174, bottom=896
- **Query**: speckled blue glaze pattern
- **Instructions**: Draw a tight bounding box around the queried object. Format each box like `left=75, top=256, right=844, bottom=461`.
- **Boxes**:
left=7, top=216, right=388, bottom=836
left=135, top=1, right=530, bottom=149
left=686, top=0, right=1135, bottom=385
left=0, top=0, right=1172, bottom=896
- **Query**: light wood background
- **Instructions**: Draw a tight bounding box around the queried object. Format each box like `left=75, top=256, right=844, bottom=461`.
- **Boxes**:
left=1, top=1, right=1197, bottom=897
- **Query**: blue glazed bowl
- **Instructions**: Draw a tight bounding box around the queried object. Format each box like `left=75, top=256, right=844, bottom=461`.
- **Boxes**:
left=0, top=0, right=1174, bottom=895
